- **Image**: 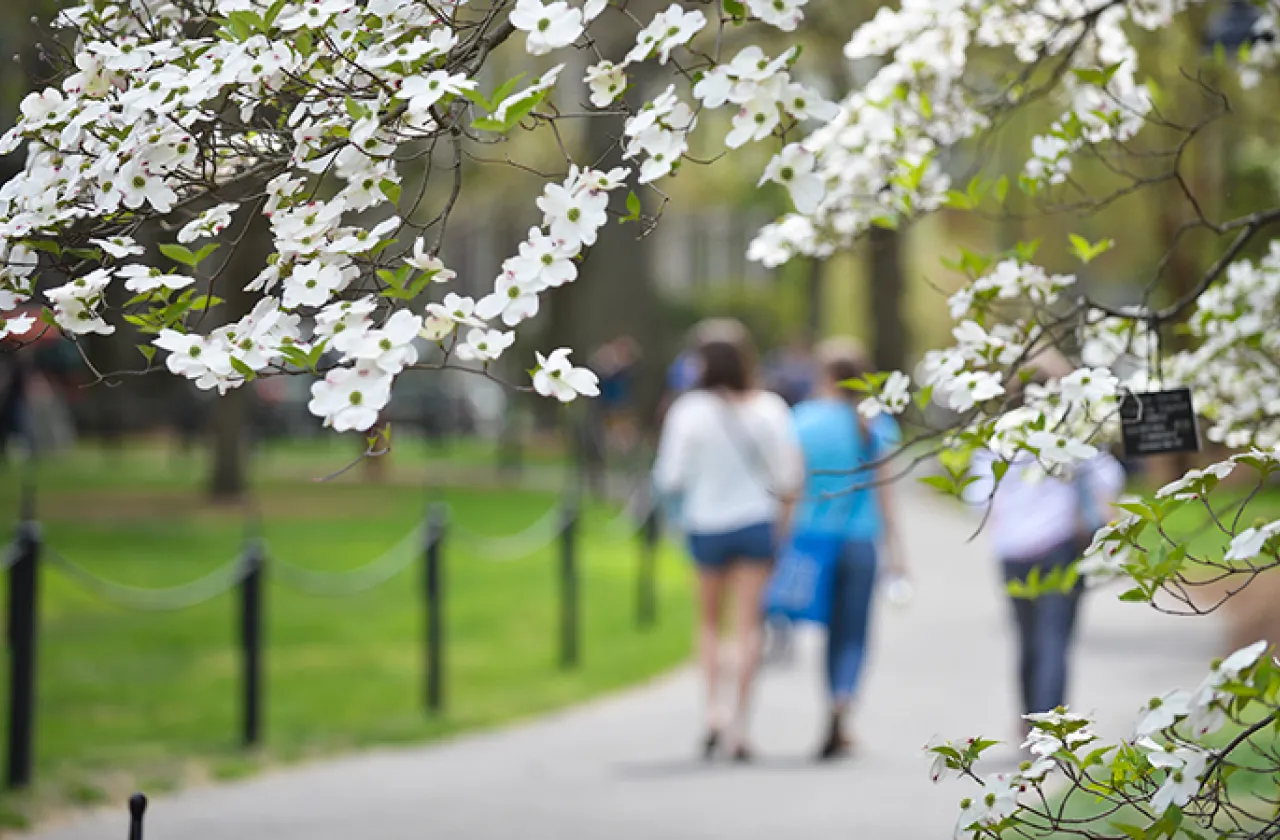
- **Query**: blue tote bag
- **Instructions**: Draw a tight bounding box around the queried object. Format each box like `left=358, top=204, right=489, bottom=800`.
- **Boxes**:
left=763, top=531, right=843, bottom=626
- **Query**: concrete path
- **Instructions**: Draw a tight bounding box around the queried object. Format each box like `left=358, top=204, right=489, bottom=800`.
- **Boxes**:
left=28, top=489, right=1220, bottom=840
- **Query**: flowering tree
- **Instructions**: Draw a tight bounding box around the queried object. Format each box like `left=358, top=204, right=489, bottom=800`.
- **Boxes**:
left=3, top=0, right=1280, bottom=835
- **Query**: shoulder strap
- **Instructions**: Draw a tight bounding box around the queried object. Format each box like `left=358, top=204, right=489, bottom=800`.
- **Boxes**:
left=713, top=393, right=777, bottom=493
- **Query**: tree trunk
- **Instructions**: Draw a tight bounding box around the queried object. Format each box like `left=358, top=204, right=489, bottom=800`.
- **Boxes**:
left=209, top=386, right=250, bottom=500
left=867, top=225, right=908, bottom=373
left=804, top=258, right=823, bottom=346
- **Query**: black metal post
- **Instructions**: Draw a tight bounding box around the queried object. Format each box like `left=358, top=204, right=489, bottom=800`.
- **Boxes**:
left=239, top=542, right=264, bottom=747
left=5, top=484, right=39, bottom=790
left=637, top=504, right=660, bottom=629
left=424, top=504, right=446, bottom=714
left=128, top=793, right=147, bottom=840
left=559, top=502, right=580, bottom=669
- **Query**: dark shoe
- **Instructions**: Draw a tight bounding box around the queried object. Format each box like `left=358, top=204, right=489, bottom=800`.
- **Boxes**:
left=702, top=730, right=721, bottom=761
left=731, top=745, right=753, bottom=763
left=817, top=718, right=854, bottom=762
left=817, top=733, right=853, bottom=761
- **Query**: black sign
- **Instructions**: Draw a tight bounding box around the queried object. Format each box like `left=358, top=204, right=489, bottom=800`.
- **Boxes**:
left=1120, top=388, right=1200, bottom=457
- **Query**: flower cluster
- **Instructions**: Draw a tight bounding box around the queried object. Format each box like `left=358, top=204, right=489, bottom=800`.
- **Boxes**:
left=750, top=0, right=1181, bottom=266
left=0, top=0, right=858, bottom=433
left=932, top=641, right=1278, bottom=838
left=1170, top=241, right=1280, bottom=449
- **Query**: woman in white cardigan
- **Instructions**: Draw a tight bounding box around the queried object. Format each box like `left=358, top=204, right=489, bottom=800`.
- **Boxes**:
left=653, top=320, right=803, bottom=761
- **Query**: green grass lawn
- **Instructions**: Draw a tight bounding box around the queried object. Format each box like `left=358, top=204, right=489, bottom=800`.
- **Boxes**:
left=0, top=441, right=690, bottom=827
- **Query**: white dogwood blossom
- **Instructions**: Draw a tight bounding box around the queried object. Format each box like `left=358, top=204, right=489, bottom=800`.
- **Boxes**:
left=533, top=348, right=599, bottom=401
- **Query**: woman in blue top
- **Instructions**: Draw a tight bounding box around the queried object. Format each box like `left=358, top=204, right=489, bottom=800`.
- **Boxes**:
left=792, top=338, right=908, bottom=760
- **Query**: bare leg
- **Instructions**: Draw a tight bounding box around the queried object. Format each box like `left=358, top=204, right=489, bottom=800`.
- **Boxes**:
left=696, top=567, right=729, bottom=736
left=728, top=561, right=773, bottom=754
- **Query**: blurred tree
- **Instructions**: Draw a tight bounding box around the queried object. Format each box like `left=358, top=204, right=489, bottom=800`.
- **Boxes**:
left=868, top=225, right=908, bottom=372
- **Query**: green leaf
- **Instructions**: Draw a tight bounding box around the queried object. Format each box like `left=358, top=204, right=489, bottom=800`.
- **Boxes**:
left=137, top=345, right=156, bottom=363
left=919, top=474, right=957, bottom=494
left=380, top=178, right=402, bottom=205
left=489, top=74, right=527, bottom=110
left=965, top=176, right=988, bottom=205
left=1081, top=744, right=1114, bottom=769
left=188, top=294, right=222, bottom=312
left=499, top=93, right=544, bottom=129
left=1110, top=822, right=1147, bottom=840
left=344, top=96, right=367, bottom=121
left=65, top=246, right=104, bottom=261
left=224, top=11, right=253, bottom=39
left=722, top=0, right=746, bottom=16
left=992, top=459, right=1009, bottom=483
left=1118, top=586, right=1150, bottom=603
left=159, top=243, right=198, bottom=267
left=24, top=239, right=60, bottom=257
left=460, top=87, right=492, bottom=112
left=229, top=356, right=257, bottom=381
left=1014, top=238, right=1042, bottom=261
left=263, top=0, right=289, bottom=27
left=1068, top=233, right=1114, bottom=264
left=278, top=345, right=314, bottom=371
left=1071, top=62, right=1125, bottom=88
left=993, top=175, right=1009, bottom=204
left=944, top=190, right=973, bottom=210
left=619, top=190, right=642, bottom=224
left=193, top=243, right=220, bottom=266
left=1114, top=501, right=1158, bottom=521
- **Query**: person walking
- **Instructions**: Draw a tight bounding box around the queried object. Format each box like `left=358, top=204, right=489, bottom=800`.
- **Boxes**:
left=964, top=351, right=1124, bottom=733
left=791, top=338, right=907, bottom=760
left=764, top=335, right=817, bottom=408
left=653, top=319, right=803, bottom=762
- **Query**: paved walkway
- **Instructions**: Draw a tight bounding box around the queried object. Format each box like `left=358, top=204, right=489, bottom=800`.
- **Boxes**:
left=29, top=490, right=1219, bottom=840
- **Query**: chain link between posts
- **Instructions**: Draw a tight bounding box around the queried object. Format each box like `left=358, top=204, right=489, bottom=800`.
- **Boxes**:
left=601, top=478, right=658, bottom=540
left=446, top=505, right=566, bottom=563
left=21, top=466, right=661, bottom=605
left=43, top=548, right=254, bottom=612
left=268, top=524, right=425, bottom=597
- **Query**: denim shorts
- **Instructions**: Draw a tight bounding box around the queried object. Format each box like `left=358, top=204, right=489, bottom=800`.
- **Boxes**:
left=688, top=522, right=776, bottom=569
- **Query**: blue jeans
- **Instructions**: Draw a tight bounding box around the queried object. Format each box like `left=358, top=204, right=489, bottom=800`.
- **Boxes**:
left=1002, top=540, right=1084, bottom=715
left=827, top=540, right=878, bottom=703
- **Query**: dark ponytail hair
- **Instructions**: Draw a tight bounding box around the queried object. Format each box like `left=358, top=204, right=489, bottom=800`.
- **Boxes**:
left=817, top=337, right=871, bottom=406
left=693, top=318, right=757, bottom=393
